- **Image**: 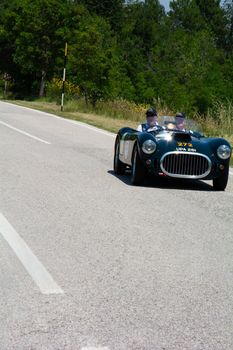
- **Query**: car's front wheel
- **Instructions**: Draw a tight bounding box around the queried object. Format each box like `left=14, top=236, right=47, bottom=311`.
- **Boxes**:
left=113, top=137, right=125, bottom=175
left=213, top=166, right=229, bottom=191
left=131, top=146, right=146, bottom=185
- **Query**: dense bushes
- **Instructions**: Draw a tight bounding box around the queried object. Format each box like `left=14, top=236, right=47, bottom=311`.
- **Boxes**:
left=0, top=0, right=233, bottom=116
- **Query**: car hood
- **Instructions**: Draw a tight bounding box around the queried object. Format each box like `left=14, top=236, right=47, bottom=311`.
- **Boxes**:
left=154, top=131, right=231, bottom=159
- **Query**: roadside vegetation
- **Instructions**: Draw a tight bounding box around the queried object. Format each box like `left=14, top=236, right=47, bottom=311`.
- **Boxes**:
left=1, top=0, right=233, bottom=110
left=0, top=0, right=232, bottom=163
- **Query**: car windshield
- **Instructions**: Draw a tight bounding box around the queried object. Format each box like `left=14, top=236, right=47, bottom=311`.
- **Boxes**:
left=158, top=116, right=203, bottom=133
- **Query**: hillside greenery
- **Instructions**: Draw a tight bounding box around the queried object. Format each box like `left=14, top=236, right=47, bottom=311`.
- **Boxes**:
left=0, top=0, right=233, bottom=120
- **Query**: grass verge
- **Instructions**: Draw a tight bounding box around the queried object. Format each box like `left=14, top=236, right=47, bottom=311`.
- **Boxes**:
left=6, top=99, right=139, bottom=133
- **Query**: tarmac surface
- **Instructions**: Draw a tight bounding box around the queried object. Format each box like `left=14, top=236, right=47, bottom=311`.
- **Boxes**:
left=0, top=101, right=233, bottom=350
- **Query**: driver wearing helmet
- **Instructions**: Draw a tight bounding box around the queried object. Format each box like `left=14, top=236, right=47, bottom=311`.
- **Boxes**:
left=137, top=107, right=160, bottom=132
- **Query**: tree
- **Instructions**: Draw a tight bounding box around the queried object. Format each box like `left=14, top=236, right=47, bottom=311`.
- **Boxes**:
left=0, top=0, right=21, bottom=82
left=0, top=0, right=84, bottom=97
left=195, top=0, right=227, bottom=48
left=168, top=0, right=227, bottom=47
left=223, top=0, right=233, bottom=54
left=116, top=0, right=166, bottom=103
left=168, top=0, right=206, bottom=32
left=0, top=0, right=232, bottom=113
left=79, top=0, right=124, bottom=29
left=149, top=27, right=225, bottom=113
left=69, top=15, right=118, bottom=106
left=12, top=0, right=73, bottom=97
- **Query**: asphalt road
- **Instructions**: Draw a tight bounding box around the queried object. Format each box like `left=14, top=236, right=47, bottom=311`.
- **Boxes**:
left=0, top=101, right=233, bottom=350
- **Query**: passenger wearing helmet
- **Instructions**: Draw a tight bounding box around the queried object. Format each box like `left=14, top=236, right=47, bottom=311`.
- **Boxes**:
left=175, top=112, right=196, bottom=135
left=137, top=107, right=160, bottom=132
left=175, top=112, right=186, bottom=131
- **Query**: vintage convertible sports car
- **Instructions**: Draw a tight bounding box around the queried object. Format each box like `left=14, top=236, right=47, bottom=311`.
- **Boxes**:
left=113, top=117, right=232, bottom=191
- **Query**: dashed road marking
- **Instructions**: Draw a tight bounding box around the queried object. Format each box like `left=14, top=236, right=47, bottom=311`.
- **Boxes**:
left=0, top=213, right=63, bottom=294
left=0, top=120, right=51, bottom=144
left=1, top=101, right=115, bottom=138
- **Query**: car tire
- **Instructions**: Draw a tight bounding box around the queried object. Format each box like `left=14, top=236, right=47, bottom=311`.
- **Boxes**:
left=114, top=137, right=125, bottom=175
left=213, top=166, right=229, bottom=191
left=131, top=146, right=146, bottom=185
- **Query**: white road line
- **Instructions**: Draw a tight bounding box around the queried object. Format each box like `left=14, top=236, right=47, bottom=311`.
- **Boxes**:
left=1, top=101, right=115, bottom=138
left=0, top=213, right=63, bottom=294
left=229, top=170, right=233, bottom=176
left=0, top=120, right=51, bottom=144
left=45, top=111, right=116, bottom=137
left=58, top=118, right=116, bottom=138
left=81, top=348, right=109, bottom=350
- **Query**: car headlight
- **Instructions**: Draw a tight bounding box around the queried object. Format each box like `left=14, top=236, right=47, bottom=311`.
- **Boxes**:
left=217, top=145, right=231, bottom=160
left=142, top=140, right=157, bottom=154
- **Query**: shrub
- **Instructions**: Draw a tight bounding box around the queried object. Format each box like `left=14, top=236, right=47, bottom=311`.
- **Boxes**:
left=46, top=78, right=80, bottom=102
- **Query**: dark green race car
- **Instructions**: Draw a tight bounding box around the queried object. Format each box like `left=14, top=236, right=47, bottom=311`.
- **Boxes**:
left=113, top=117, right=232, bottom=191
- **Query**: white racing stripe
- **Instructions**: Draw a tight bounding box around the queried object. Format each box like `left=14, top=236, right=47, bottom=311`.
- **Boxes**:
left=0, top=213, right=63, bottom=294
left=0, top=120, right=51, bottom=144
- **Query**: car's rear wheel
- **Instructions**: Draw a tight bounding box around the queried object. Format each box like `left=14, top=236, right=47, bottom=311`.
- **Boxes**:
left=213, top=166, right=229, bottom=191
left=131, top=146, right=146, bottom=185
left=114, top=137, right=125, bottom=175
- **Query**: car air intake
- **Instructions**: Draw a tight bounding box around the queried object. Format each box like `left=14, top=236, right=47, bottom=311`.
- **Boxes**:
left=173, top=133, right=192, bottom=141
left=160, top=152, right=211, bottom=179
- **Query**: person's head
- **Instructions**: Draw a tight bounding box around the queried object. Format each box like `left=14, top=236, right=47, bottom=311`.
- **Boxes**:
left=175, top=112, right=186, bottom=130
left=146, top=107, right=158, bottom=127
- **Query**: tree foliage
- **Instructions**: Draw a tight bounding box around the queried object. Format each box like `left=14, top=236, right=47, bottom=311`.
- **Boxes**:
left=0, top=0, right=232, bottom=112
left=68, top=16, right=118, bottom=105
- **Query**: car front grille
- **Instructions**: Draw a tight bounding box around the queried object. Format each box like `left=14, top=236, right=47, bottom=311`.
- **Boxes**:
left=160, top=152, right=211, bottom=179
